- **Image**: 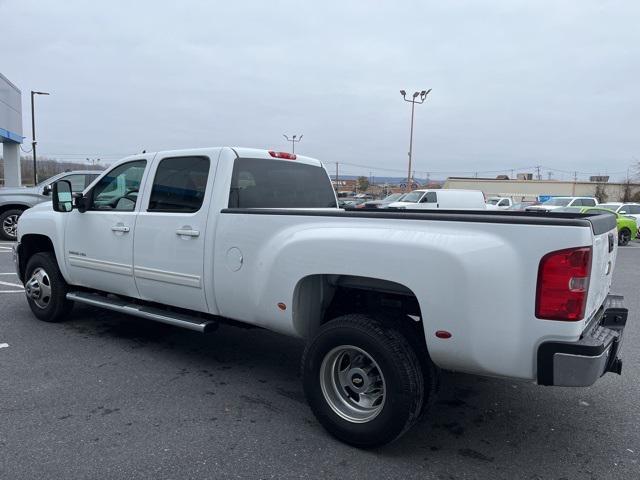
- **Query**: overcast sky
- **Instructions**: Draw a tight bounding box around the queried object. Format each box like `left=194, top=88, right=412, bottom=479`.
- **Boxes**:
left=2, top=0, right=639, bottom=180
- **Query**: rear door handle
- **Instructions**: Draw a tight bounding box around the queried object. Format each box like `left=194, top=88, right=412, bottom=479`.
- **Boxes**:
left=176, top=228, right=200, bottom=237
left=111, top=225, right=130, bottom=233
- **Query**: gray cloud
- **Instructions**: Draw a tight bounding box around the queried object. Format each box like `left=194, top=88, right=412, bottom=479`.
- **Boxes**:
left=2, top=0, right=638, bottom=180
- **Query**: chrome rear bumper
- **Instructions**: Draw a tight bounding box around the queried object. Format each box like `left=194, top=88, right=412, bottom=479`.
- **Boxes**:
left=537, top=295, right=626, bottom=387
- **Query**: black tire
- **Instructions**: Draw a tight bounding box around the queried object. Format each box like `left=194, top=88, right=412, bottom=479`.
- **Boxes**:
left=0, top=208, right=24, bottom=241
left=302, top=314, right=425, bottom=448
left=619, top=228, right=631, bottom=247
left=24, top=252, right=74, bottom=322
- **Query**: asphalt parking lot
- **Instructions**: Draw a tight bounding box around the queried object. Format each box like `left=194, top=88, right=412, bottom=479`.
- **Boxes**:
left=1, top=241, right=639, bottom=479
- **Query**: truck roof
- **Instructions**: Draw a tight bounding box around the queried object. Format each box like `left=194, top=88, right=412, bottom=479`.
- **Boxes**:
left=121, top=147, right=323, bottom=168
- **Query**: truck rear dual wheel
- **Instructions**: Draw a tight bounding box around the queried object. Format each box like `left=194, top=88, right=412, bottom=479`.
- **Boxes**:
left=24, top=252, right=74, bottom=322
left=302, top=314, right=433, bottom=447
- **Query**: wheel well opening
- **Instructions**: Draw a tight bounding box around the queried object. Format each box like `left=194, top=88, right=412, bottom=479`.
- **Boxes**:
left=292, top=274, right=423, bottom=339
left=18, top=234, right=55, bottom=281
left=0, top=204, right=29, bottom=215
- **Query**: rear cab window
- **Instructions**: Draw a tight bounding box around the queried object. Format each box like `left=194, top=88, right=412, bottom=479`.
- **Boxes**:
left=228, top=158, right=337, bottom=208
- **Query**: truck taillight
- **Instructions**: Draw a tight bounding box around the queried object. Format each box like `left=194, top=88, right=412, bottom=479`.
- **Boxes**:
left=536, top=247, right=592, bottom=321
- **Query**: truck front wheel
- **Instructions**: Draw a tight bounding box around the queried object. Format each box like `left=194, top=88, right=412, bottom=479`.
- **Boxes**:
left=24, top=252, right=74, bottom=322
left=302, top=314, right=425, bottom=447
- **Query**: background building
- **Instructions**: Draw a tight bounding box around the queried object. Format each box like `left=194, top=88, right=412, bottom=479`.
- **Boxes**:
left=0, top=73, right=23, bottom=187
left=444, top=176, right=640, bottom=203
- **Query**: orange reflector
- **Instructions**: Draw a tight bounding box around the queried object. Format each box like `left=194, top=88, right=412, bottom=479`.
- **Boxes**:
left=277, top=302, right=287, bottom=311
left=435, top=330, right=452, bottom=339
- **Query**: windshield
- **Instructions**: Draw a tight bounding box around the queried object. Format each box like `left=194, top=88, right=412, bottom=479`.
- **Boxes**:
left=598, top=204, right=620, bottom=211
left=543, top=197, right=571, bottom=206
left=401, top=191, right=424, bottom=203
left=383, top=193, right=404, bottom=202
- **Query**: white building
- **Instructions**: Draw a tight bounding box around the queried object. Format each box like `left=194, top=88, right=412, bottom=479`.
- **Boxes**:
left=443, top=176, right=640, bottom=203
left=0, top=73, right=23, bottom=187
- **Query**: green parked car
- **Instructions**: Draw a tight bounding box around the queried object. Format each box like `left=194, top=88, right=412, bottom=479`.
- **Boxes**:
left=557, top=206, right=638, bottom=246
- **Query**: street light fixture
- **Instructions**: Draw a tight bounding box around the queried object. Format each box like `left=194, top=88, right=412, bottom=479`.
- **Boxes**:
left=283, top=134, right=303, bottom=154
left=399, top=88, right=431, bottom=192
left=31, top=90, right=50, bottom=185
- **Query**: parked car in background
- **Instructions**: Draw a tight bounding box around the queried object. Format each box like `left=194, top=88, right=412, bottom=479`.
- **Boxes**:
left=388, top=189, right=486, bottom=210
left=361, top=192, right=406, bottom=209
left=338, top=198, right=366, bottom=208
left=596, top=202, right=640, bottom=223
left=526, top=196, right=597, bottom=212
left=0, top=170, right=100, bottom=240
left=485, top=197, right=513, bottom=210
left=508, top=201, right=539, bottom=211
left=556, top=206, right=638, bottom=246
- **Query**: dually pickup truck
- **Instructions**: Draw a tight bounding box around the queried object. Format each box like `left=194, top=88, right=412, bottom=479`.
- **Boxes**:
left=14, top=147, right=628, bottom=447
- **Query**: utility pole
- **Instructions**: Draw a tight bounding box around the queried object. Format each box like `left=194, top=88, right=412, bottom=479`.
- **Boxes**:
left=283, top=134, right=303, bottom=154
left=399, top=89, right=432, bottom=191
left=572, top=171, right=578, bottom=195
left=536, top=166, right=542, bottom=181
left=335, top=163, right=339, bottom=191
left=31, top=90, right=50, bottom=185
left=547, top=171, right=552, bottom=180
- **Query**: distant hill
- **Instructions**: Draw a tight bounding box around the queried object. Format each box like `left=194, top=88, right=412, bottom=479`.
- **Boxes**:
left=0, top=157, right=105, bottom=186
left=331, top=174, right=445, bottom=186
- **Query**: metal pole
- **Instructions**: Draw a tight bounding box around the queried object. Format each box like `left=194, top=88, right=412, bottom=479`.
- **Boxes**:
left=31, top=91, right=37, bottom=185
left=407, top=100, right=415, bottom=191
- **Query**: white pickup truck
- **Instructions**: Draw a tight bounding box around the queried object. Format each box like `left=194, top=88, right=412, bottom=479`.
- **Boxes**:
left=14, top=147, right=628, bottom=447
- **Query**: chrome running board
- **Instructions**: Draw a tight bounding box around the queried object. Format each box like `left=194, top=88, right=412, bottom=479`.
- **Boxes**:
left=66, top=291, right=217, bottom=333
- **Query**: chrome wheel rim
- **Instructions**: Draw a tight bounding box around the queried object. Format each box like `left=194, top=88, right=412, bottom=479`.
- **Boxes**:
left=25, top=267, right=52, bottom=309
left=620, top=230, right=630, bottom=244
left=319, top=345, right=386, bottom=423
left=3, top=214, right=19, bottom=238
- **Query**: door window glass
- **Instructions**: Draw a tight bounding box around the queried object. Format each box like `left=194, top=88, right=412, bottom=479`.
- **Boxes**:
left=582, top=198, right=596, bottom=206
left=90, top=160, right=147, bottom=211
left=148, top=156, right=210, bottom=213
left=424, top=192, right=437, bottom=203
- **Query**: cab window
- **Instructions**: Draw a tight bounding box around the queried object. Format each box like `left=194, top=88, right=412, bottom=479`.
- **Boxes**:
left=89, top=160, right=147, bottom=211
left=148, top=156, right=210, bottom=213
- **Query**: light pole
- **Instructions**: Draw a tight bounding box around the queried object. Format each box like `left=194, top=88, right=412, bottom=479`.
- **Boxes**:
left=31, top=90, right=50, bottom=185
left=283, top=134, right=303, bottom=154
left=400, top=89, right=431, bottom=191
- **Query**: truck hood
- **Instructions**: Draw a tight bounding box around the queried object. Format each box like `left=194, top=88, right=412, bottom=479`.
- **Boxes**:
left=0, top=186, right=40, bottom=195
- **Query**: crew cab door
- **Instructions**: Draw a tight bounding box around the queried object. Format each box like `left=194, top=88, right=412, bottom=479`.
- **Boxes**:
left=64, top=159, right=149, bottom=297
left=133, top=153, right=217, bottom=312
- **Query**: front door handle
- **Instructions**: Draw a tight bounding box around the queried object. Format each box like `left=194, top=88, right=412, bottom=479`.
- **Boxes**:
left=111, top=225, right=130, bottom=233
left=176, top=228, right=200, bottom=237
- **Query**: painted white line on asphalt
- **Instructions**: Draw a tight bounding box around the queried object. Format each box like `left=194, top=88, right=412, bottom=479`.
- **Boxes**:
left=0, top=273, right=17, bottom=275
left=0, top=280, right=23, bottom=288
left=0, top=343, right=8, bottom=349
left=0, top=291, right=23, bottom=294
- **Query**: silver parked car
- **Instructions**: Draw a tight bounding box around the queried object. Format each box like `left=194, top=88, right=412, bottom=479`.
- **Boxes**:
left=0, top=170, right=100, bottom=240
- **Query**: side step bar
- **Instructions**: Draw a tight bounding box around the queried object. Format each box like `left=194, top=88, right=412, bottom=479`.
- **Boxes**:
left=66, top=291, right=218, bottom=333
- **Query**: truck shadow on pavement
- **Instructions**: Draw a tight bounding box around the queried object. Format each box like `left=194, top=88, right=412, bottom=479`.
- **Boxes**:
left=61, top=304, right=623, bottom=478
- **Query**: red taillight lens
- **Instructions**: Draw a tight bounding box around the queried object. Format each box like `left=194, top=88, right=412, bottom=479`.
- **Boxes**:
left=536, top=247, right=592, bottom=321
left=268, top=151, right=297, bottom=160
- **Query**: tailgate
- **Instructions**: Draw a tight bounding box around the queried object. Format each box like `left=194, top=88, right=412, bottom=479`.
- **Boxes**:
left=586, top=226, right=617, bottom=319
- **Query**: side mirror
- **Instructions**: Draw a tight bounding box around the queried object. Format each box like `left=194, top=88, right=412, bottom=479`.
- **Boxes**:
left=42, top=184, right=52, bottom=196
left=52, top=180, right=73, bottom=212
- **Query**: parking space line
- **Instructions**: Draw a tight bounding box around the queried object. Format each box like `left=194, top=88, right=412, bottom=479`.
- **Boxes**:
left=0, top=290, right=23, bottom=294
left=0, top=280, right=23, bottom=289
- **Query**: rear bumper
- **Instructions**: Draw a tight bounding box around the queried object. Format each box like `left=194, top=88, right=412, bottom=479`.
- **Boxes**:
left=537, top=295, right=627, bottom=386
